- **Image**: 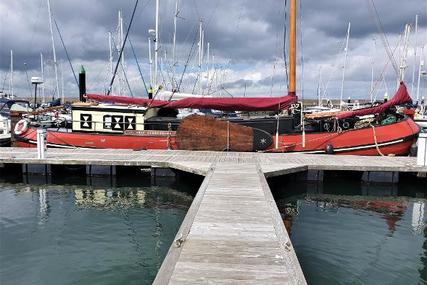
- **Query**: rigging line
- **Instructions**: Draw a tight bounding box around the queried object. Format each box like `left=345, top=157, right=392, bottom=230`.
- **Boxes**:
left=371, top=33, right=402, bottom=102
left=203, top=0, right=220, bottom=32
left=129, top=37, right=149, bottom=96
left=321, top=36, right=348, bottom=99
left=299, top=0, right=305, bottom=99
left=366, top=0, right=399, bottom=75
left=121, top=61, right=135, bottom=98
left=111, top=36, right=134, bottom=97
left=177, top=26, right=199, bottom=93
left=1, top=71, right=8, bottom=92
left=107, top=0, right=139, bottom=95
left=158, top=58, right=168, bottom=89
left=220, top=87, right=234, bottom=98
left=283, top=0, right=289, bottom=87
left=23, top=63, right=33, bottom=98
left=191, top=73, right=199, bottom=95
left=54, top=19, right=79, bottom=88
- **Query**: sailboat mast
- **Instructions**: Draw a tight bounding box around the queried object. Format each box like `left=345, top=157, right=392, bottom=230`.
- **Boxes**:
left=411, top=15, right=418, bottom=95
left=340, top=22, right=351, bottom=109
left=148, top=37, right=153, bottom=87
left=108, top=32, right=114, bottom=94
left=41, top=53, right=45, bottom=103
left=119, top=9, right=126, bottom=95
left=317, top=66, right=322, bottom=106
left=60, top=61, right=64, bottom=100
left=117, top=10, right=123, bottom=95
left=47, top=0, right=60, bottom=100
left=154, top=0, right=160, bottom=88
left=399, top=24, right=411, bottom=84
left=288, top=0, right=297, bottom=94
left=10, top=50, right=13, bottom=99
left=172, top=0, right=179, bottom=90
left=370, top=38, right=376, bottom=103
left=416, top=47, right=424, bottom=102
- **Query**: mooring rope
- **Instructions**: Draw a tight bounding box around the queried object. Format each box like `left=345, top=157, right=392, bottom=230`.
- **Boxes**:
left=370, top=124, right=385, bottom=156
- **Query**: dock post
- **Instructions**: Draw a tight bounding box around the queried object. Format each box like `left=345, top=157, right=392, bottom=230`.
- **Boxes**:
left=37, top=128, right=47, bottom=159
left=417, top=133, right=427, bottom=166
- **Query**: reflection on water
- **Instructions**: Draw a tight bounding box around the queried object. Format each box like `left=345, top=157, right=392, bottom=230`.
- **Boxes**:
left=270, top=178, right=427, bottom=285
left=0, top=182, right=194, bottom=285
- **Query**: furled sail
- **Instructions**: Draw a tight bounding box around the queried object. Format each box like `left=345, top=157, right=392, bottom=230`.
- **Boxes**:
left=85, top=93, right=297, bottom=112
left=336, top=82, right=412, bottom=119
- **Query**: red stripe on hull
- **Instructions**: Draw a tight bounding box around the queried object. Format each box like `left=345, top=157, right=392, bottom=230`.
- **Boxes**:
left=16, top=128, right=177, bottom=150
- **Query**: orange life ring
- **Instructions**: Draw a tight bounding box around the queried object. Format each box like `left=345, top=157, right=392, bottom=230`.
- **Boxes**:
left=14, top=119, right=28, bottom=135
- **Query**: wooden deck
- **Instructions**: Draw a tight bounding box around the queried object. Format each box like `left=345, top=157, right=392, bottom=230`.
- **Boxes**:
left=0, top=148, right=426, bottom=176
left=154, top=163, right=305, bottom=284
left=1, top=147, right=426, bottom=284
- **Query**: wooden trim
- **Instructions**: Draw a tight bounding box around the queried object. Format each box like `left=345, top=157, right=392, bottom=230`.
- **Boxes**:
left=152, top=164, right=216, bottom=284
left=256, top=163, right=307, bottom=284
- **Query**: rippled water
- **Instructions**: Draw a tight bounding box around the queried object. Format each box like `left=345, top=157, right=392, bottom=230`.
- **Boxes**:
left=271, top=176, right=427, bottom=285
left=0, top=181, right=195, bottom=285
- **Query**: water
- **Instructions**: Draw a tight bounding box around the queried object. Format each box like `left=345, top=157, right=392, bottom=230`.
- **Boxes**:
left=0, top=179, right=196, bottom=285
left=270, top=174, right=427, bottom=285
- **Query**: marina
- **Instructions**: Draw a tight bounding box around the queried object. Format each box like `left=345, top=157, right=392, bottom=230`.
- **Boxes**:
left=1, top=0, right=427, bottom=284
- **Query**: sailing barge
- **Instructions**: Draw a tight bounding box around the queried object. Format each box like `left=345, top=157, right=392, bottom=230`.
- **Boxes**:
left=13, top=81, right=419, bottom=155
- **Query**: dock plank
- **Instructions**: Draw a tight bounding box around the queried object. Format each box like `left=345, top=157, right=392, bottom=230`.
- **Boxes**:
left=154, top=163, right=306, bottom=284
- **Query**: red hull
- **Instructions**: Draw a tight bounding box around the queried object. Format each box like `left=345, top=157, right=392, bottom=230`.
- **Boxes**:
left=272, top=117, right=420, bottom=155
left=15, top=118, right=419, bottom=156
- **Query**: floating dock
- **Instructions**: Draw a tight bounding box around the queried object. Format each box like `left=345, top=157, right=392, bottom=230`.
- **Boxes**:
left=1, top=147, right=426, bottom=284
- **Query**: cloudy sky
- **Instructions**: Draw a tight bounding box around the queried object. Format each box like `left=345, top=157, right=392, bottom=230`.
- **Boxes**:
left=0, top=0, right=426, bottom=102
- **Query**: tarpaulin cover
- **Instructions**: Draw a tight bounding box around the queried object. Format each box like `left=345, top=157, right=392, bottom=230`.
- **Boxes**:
left=336, top=82, right=412, bottom=119
left=86, top=92, right=298, bottom=111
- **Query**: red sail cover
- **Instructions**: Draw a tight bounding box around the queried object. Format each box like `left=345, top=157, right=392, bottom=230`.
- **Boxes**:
left=336, top=82, right=412, bottom=119
left=86, top=93, right=298, bottom=111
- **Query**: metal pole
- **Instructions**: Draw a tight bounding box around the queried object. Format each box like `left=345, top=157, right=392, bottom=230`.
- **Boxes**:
left=154, top=0, right=160, bottom=88
left=340, top=22, right=351, bottom=109
left=47, top=0, right=60, bottom=100
left=416, top=47, right=424, bottom=103
left=120, top=10, right=126, bottom=95
left=412, top=15, right=419, bottom=96
left=172, top=0, right=179, bottom=90
left=148, top=37, right=153, bottom=87
left=34, top=83, right=38, bottom=106
left=399, top=24, right=411, bottom=85
left=60, top=61, right=64, bottom=101
left=370, top=38, right=376, bottom=103
left=207, top=42, right=211, bottom=90
left=108, top=32, right=114, bottom=94
left=198, top=20, right=202, bottom=68
left=117, top=10, right=123, bottom=95
left=37, top=128, right=47, bottom=159
left=317, top=66, right=322, bottom=106
left=41, top=53, right=45, bottom=103
left=10, top=50, right=14, bottom=99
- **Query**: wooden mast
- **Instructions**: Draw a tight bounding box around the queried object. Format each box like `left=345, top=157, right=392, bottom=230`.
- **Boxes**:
left=289, top=0, right=297, bottom=94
